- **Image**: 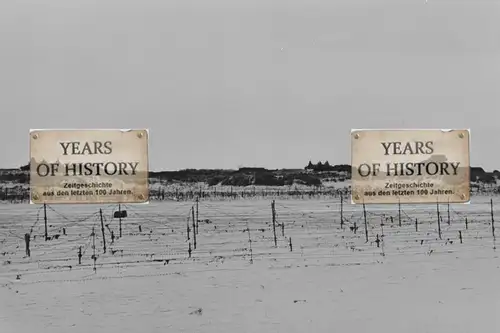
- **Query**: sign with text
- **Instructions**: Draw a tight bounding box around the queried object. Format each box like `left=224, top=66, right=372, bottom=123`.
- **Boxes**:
left=351, top=129, right=470, bottom=204
left=30, top=129, right=149, bottom=204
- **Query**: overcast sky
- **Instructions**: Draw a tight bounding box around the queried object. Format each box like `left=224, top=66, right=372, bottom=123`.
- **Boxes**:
left=1, top=0, right=498, bottom=171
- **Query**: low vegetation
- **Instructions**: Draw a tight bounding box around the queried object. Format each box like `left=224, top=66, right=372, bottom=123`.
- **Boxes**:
left=1, top=161, right=499, bottom=189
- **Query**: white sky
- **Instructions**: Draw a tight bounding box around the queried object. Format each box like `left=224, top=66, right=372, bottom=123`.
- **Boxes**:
left=1, top=0, right=498, bottom=171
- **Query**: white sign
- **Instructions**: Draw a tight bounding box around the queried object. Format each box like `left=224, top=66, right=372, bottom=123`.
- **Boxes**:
left=30, top=129, right=149, bottom=204
left=351, top=129, right=470, bottom=204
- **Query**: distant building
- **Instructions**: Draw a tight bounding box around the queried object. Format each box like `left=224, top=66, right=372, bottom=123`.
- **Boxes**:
left=304, top=161, right=349, bottom=173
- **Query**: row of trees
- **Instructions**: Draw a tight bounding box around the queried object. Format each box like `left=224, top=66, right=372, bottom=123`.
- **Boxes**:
left=305, top=161, right=350, bottom=173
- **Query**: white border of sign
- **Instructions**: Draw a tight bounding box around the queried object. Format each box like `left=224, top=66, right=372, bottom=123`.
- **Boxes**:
left=29, top=128, right=150, bottom=205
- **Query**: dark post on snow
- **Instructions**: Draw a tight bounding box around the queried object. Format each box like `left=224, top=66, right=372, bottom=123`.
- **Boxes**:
left=437, top=201, right=442, bottom=240
left=363, top=202, right=368, bottom=243
left=491, top=198, right=495, bottom=241
left=100, top=208, right=106, bottom=253
left=340, top=195, right=344, bottom=229
left=91, top=226, right=96, bottom=272
left=192, top=206, right=196, bottom=250
left=196, top=197, right=199, bottom=235
left=246, top=222, right=253, bottom=264
left=24, top=233, right=31, bottom=257
left=44, top=203, right=48, bottom=241
left=448, top=201, right=451, bottom=225
left=398, top=199, right=401, bottom=227
left=78, top=246, right=82, bottom=264
left=271, top=200, right=277, bottom=247
left=119, top=203, right=122, bottom=238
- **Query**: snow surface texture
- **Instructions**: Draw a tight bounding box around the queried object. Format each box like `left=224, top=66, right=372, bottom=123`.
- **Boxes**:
left=1, top=197, right=500, bottom=332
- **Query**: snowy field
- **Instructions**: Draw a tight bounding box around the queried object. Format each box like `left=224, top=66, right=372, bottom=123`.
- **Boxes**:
left=2, top=196, right=500, bottom=332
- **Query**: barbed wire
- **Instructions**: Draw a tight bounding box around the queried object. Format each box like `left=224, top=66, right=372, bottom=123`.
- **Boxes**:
left=1, top=197, right=499, bottom=280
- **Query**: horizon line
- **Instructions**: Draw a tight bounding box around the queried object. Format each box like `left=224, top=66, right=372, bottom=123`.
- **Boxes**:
left=0, top=164, right=496, bottom=173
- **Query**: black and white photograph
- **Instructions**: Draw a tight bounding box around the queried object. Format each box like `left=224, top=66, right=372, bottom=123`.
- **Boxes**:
left=1, top=0, right=499, bottom=332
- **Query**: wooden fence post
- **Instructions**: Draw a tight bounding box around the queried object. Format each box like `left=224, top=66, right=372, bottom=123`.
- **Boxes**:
left=491, top=198, right=495, bottom=241
left=100, top=209, right=106, bottom=253
left=437, top=201, right=442, bottom=240
left=363, top=203, right=368, bottom=243
left=271, top=200, right=277, bottom=247
left=192, top=207, right=196, bottom=249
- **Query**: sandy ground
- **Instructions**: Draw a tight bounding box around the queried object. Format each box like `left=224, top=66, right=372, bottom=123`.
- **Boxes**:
left=1, top=197, right=500, bottom=332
